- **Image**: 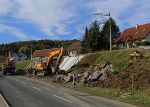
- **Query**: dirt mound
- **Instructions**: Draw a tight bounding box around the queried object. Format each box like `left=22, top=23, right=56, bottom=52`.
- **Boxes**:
left=98, top=59, right=150, bottom=89
left=70, top=52, right=101, bottom=73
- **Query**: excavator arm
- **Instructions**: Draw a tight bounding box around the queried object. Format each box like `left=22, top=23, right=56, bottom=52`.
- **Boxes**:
left=34, top=46, right=64, bottom=75
left=46, top=46, right=64, bottom=72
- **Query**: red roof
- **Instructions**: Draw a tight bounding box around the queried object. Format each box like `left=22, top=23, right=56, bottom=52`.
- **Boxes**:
left=32, top=48, right=58, bottom=58
left=116, top=23, right=150, bottom=43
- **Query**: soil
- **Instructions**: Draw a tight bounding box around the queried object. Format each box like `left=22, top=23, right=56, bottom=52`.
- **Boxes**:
left=70, top=52, right=101, bottom=73
left=98, top=58, right=150, bottom=89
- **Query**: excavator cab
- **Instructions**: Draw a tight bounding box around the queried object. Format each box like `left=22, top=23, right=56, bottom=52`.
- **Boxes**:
left=33, top=46, right=64, bottom=76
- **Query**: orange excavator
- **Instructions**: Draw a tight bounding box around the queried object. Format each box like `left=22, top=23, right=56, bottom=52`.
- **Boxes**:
left=33, top=46, right=64, bottom=76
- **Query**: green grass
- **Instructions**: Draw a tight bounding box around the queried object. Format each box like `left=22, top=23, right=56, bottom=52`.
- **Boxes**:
left=77, top=86, right=121, bottom=97
left=95, top=49, right=132, bottom=72
left=15, top=60, right=31, bottom=70
left=77, top=86, right=150, bottom=107
left=0, top=60, right=31, bottom=71
left=71, top=48, right=150, bottom=73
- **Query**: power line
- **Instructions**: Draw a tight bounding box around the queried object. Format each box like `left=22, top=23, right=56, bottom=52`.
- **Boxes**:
left=94, top=13, right=112, bottom=51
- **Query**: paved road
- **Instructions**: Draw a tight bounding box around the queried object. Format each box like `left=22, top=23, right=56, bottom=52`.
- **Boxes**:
left=0, top=75, right=137, bottom=107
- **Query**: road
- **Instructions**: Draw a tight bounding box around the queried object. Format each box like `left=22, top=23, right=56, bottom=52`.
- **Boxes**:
left=0, top=74, right=137, bottom=107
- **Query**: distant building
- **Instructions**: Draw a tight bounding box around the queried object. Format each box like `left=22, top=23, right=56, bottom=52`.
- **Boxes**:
left=18, top=53, right=27, bottom=61
left=116, top=23, right=150, bottom=49
left=32, top=48, right=60, bottom=58
left=10, top=53, right=27, bottom=61
left=32, top=48, right=59, bottom=62
left=11, top=53, right=19, bottom=61
left=66, top=41, right=81, bottom=56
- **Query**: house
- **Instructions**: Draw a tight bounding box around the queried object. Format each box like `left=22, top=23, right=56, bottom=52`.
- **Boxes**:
left=18, top=53, right=27, bottom=61
left=66, top=41, right=81, bottom=56
left=10, top=53, right=19, bottom=61
left=32, top=48, right=59, bottom=62
left=116, top=23, right=150, bottom=49
left=10, top=53, right=27, bottom=61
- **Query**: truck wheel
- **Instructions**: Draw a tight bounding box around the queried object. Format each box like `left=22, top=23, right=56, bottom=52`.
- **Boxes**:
left=3, top=72, right=6, bottom=75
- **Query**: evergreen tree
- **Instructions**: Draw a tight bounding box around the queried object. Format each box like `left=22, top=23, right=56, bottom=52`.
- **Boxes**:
left=81, top=27, right=91, bottom=53
left=101, top=18, right=120, bottom=49
left=81, top=18, right=120, bottom=53
left=81, top=21, right=100, bottom=53
left=89, top=20, right=100, bottom=51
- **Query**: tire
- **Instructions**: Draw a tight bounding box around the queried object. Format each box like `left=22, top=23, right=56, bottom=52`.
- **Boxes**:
left=44, top=70, right=50, bottom=76
left=3, top=72, right=6, bottom=75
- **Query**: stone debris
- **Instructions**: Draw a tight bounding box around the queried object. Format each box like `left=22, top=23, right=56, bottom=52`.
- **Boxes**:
left=64, top=73, right=73, bottom=83
left=88, top=62, right=114, bottom=82
left=56, top=61, right=115, bottom=85
left=56, top=74, right=65, bottom=82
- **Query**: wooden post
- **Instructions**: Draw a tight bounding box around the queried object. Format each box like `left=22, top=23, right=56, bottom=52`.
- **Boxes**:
left=131, top=73, right=134, bottom=90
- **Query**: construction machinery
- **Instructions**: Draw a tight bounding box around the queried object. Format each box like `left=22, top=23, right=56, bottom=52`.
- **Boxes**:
left=2, top=51, right=16, bottom=75
left=27, top=46, right=64, bottom=76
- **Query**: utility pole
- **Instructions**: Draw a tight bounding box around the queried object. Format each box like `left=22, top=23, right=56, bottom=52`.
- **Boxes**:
left=94, top=13, right=112, bottom=51
left=31, top=42, right=33, bottom=60
left=108, top=14, right=112, bottom=51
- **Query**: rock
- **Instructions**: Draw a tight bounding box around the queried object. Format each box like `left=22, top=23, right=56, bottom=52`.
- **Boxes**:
left=99, top=68, right=114, bottom=80
left=64, top=73, right=73, bottom=83
left=83, top=72, right=91, bottom=78
left=80, top=72, right=90, bottom=84
left=74, top=74, right=83, bottom=82
left=80, top=77, right=86, bottom=83
left=99, top=72, right=107, bottom=80
left=105, top=68, right=114, bottom=75
left=88, top=67, right=115, bottom=82
left=56, top=74, right=65, bottom=81
left=100, top=61, right=111, bottom=69
left=88, top=70, right=103, bottom=82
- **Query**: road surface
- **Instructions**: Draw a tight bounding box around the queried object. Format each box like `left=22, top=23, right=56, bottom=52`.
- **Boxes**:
left=0, top=75, right=137, bottom=107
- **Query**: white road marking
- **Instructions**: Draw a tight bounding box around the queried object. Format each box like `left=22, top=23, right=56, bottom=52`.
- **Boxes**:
left=21, top=82, right=27, bottom=85
left=15, top=79, right=19, bottom=81
left=33, top=86, right=41, bottom=91
left=53, top=94, right=73, bottom=103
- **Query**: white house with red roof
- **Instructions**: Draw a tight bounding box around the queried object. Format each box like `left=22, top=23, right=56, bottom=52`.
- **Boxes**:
left=116, top=23, right=150, bottom=49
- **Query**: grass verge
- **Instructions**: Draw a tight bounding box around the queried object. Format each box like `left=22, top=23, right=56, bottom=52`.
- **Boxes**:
left=15, top=60, right=31, bottom=70
left=76, top=86, right=150, bottom=107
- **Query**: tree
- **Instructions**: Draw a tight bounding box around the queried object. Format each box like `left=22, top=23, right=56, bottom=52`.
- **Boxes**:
left=101, top=18, right=120, bottom=49
left=89, top=21, right=100, bottom=51
left=81, top=21, right=100, bottom=53
left=18, top=46, right=30, bottom=56
left=81, top=18, right=120, bottom=53
left=81, top=27, right=91, bottom=53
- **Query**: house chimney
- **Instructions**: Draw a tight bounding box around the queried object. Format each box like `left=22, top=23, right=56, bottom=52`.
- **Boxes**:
left=136, top=24, right=139, bottom=29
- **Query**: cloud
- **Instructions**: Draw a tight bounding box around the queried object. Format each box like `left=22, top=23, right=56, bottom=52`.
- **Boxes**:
left=0, top=0, right=150, bottom=42
left=87, top=0, right=150, bottom=30
left=55, top=24, right=70, bottom=35
left=0, top=0, right=12, bottom=15
left=0, top=23, right=29, bottom=40
left=123, top=0, right=150, bottom=26
left=87, top=0, right=133, bottom=19
left=11, top=0, right=75, bottom=36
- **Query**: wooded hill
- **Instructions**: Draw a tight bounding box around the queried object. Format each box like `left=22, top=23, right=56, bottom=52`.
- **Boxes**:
left=0, top=39, right=79, bottom=56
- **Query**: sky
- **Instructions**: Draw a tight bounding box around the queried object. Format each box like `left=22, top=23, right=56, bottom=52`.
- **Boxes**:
left=0, top=0, right=150, bottom=44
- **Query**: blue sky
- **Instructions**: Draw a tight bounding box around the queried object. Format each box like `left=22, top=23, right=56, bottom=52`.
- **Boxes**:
left=0, top=0, right=150, bottom=44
